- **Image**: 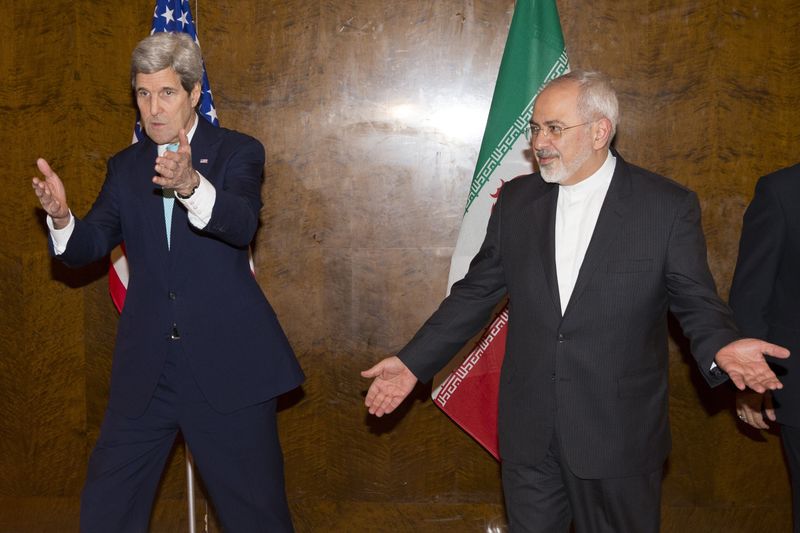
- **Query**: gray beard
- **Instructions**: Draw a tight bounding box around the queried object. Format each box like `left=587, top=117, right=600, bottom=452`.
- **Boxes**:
left=538, top=145, right=594, bottom=185
left=540, top=165, right=567, bottom=184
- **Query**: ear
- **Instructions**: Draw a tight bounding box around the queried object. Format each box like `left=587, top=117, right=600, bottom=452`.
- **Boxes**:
left=190, top=82, right=201, bottom=107
left=592, top=117, right=613, bottom=149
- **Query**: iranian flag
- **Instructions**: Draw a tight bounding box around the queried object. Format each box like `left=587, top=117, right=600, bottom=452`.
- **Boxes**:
left=432, top=0, right=569, bottom=460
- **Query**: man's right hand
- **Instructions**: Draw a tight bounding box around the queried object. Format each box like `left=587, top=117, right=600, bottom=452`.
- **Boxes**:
left=736, top=390, right=776, bottom=430
left=32, top=158, right=70, bottom=228
left=361, top=356, right=418, bottom=417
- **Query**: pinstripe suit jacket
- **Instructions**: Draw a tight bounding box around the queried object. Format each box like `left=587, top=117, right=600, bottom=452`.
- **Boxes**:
left=399, top=152, right=739, bottom=478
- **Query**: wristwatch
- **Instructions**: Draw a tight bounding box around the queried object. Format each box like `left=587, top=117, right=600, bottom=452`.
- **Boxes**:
left=176, top=176, right=199, bottom=199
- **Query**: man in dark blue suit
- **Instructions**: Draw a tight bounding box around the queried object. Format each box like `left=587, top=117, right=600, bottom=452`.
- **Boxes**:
left=731, top=164, right=800, bottom=531
left=32, top=32, right=303, bottom=532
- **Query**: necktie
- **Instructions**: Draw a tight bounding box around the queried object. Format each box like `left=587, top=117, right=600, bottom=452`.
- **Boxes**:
left=162, top=143, right=179, bottom=249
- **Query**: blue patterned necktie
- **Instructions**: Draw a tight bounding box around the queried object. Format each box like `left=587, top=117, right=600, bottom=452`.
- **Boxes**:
left=162, top=143, right=179, bottom=250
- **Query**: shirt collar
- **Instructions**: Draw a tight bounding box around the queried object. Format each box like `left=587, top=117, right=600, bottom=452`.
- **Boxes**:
left=157, top=112, right=199, bottom=154
left=559, top=150, right=616, bottom=201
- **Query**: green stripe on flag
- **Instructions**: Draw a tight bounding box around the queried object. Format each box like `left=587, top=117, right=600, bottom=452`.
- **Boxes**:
left=465, top=0, right=568, bottom=213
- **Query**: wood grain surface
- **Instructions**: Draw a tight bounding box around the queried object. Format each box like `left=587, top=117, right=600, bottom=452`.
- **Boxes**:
left=2, top=0, right=798, bottom=531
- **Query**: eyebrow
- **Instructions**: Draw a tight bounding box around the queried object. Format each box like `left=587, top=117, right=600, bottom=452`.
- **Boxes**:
left=529, top=119, right=565, bottom=126
left=136, top=85, right=180, bottom=92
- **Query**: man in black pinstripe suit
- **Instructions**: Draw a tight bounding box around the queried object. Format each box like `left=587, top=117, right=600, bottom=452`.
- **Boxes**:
left=362, top=70, right=788, bottom=532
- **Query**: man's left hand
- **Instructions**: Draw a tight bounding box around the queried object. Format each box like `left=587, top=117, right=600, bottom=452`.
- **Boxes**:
left=715, top=338, right=790, bottom=393
left=152, top=128, right=198, bottom=197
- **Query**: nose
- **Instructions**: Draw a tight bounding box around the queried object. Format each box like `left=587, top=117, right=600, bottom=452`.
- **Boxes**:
left=148, top=95, right=160, bottom=117
left=533, top=131, right=550, bottom=151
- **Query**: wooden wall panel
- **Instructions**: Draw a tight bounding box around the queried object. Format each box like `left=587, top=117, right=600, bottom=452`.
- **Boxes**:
left=2, top=0, right=799, bottom=531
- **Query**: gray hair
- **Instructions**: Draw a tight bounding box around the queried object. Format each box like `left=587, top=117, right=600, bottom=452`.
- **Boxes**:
left=546, top=69, right=619, bottom=139
left=130, top=32, right=203, bottom=92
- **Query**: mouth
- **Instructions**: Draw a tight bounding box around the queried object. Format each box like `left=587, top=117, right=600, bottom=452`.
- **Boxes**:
left=535, top=151, right=559, bottom=166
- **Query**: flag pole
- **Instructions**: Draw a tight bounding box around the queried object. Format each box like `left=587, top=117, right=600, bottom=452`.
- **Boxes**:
left=185, top=443, right=196, bottom=533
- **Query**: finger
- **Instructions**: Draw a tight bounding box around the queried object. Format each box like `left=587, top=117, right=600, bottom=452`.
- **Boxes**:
left=756, top=370, right=783, bottom=390
left=744, top=407, right=768, bottom=429
left=36, top=158, right=56, bottom=179
left=361, top=363, right=384, bottom=379
left=365, top=381, right=386, bottom=407
left=32, top=180, right=48, bottom=197
left=376, top=395, right=396, bottom=417
left=178, top=129, right=190, bottom=152
left=155, top=157, right=176, bottom=175
left=32, top=179, right=50, bottom=196
left=762, top=341, right=790, bottom=359
left=764, top=393, right=776, bottom=419
left=746, top=364, right=783, bottom=389
left=729, top=372, right=747, bottom=391
left=34, top=182, right=53, bottom=202
left=753, top=414, right=769, bottom=429
left=747, top=375, right=780, bottom=392
left=368, top=392, right=388, bottom=416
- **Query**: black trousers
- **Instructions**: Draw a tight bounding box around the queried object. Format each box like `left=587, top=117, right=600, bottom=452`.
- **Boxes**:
left=501, top=431, right=661, bottom=533
left=80, top=343, right=293, bottom=533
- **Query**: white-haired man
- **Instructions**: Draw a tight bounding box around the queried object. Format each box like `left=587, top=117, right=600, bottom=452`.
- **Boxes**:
left=362, top=70, right=788, bottom=532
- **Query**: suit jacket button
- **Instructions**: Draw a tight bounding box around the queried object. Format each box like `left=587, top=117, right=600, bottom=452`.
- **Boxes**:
left=168, top=291, right=177, bottom=300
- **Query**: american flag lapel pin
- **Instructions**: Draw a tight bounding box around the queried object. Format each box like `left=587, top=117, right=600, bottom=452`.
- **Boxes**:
left=199, top=158, right=208, bottom=164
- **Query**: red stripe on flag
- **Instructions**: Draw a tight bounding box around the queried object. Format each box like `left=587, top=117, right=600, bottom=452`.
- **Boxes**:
left=432, top=305, right=508, bottom=460
left=109, top=243, right=128, bottom=313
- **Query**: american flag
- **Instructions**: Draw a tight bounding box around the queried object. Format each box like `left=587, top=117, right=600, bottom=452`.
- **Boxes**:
left=110, top=0, right=219, bottom=312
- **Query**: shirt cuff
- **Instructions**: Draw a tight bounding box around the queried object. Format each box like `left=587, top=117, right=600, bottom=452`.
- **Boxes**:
left=176, top=171, right=216, bottom=229
left=47, top=211, right=75, bottom=255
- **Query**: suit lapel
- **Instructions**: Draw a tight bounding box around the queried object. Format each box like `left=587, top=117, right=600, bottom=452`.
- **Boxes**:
left=562, top=155, right=632, bottom=318
left=189, top=115, right=223, bottom=178
left=528, top=182, right=561, bottom=313
left=131, top=139, right=172, bottom=260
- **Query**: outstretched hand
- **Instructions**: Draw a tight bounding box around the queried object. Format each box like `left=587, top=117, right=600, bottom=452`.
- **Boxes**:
left=31, top=158, right=70, bottom=228
left=361, top=356, right=418, bottom=417
left=716, top=338, right=790, bottom=393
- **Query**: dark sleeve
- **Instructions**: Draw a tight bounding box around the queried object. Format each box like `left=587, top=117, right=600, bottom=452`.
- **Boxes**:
left=202, top=135, right=265, bottom=248
left=54, top=159, right=123, bottom=268
left=398, top=190, right=508, bottom=383
left=665, top=190, right=740, bottom=386
left=729, top=176, right=784, bottom=338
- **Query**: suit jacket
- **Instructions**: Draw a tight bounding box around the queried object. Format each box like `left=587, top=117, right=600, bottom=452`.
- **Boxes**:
left=399, top=152, right=739, bottom=478
left=730, top=165, right=800, bottom=426
left=54, top=117, right=304, bottom=418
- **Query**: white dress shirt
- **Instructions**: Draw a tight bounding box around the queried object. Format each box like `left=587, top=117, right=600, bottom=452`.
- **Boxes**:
left=555, top=150, right=616, bottom=314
